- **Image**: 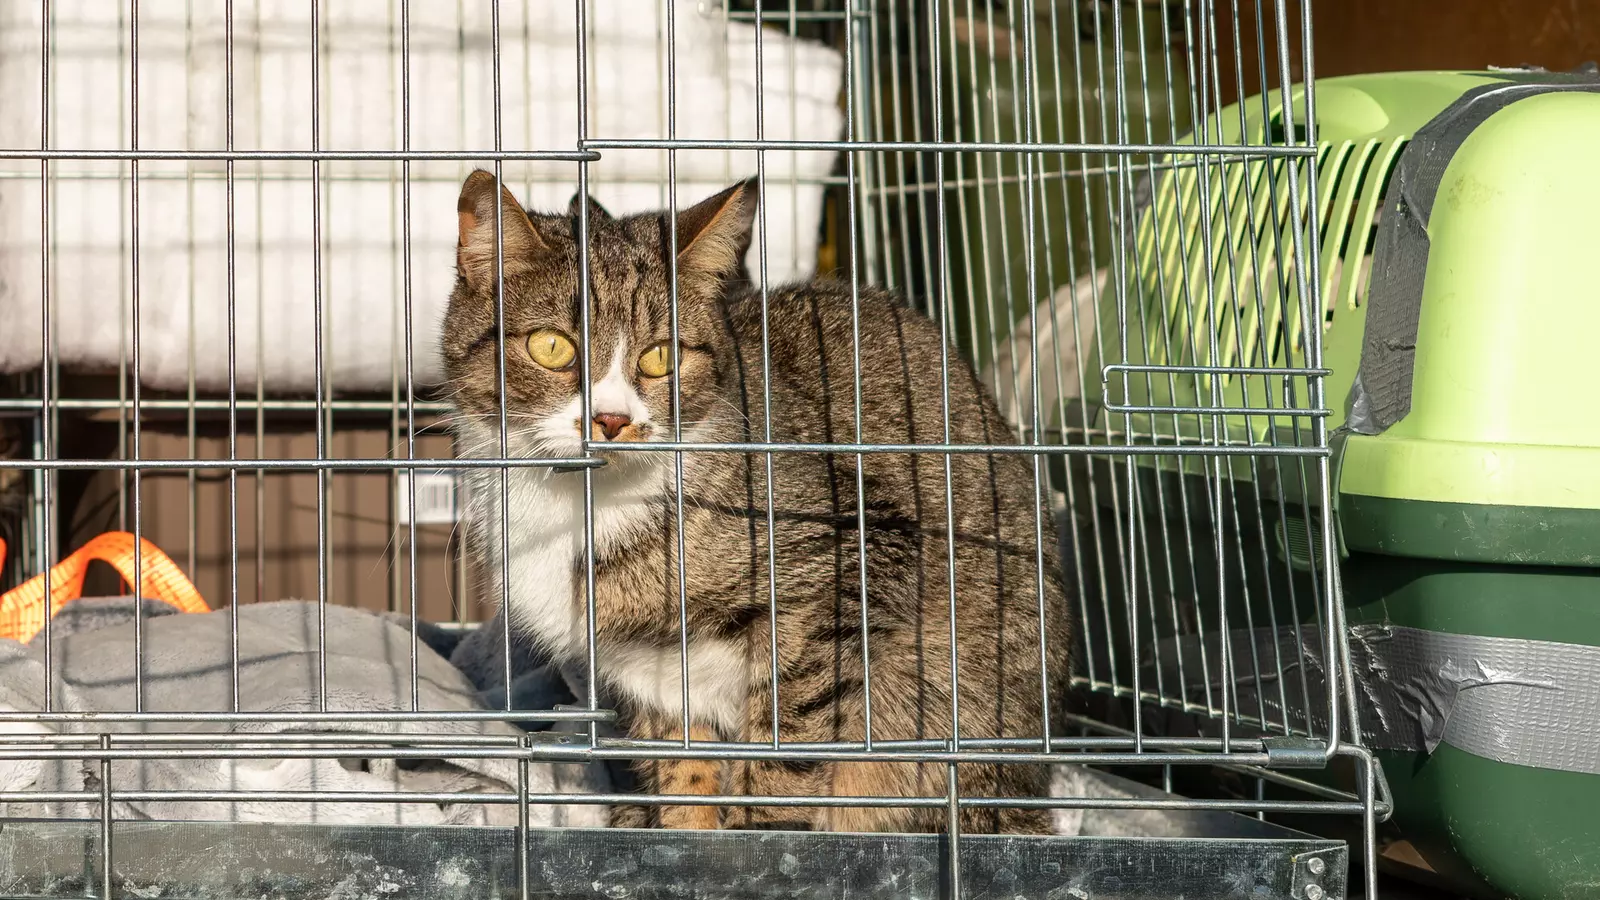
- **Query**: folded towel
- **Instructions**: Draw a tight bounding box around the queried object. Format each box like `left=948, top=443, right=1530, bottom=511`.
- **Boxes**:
left=0, top=599, right=608, bottom=826
left=0, top=1, right=845, bottom=393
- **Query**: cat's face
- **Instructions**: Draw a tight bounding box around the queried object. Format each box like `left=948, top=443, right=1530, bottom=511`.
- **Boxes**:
left=441, top=172, right=756, bottom=460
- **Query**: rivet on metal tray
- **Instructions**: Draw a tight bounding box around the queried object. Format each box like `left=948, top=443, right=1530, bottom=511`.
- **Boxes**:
left=1304, top=883, right=1325, bottom=900
left=1306, top=857, right=1327, bottom=877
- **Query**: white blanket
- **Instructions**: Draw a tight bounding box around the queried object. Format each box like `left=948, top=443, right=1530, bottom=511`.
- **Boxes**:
left=0, top=600, right=608, bottom=827
left=0, top=1, right=844, bottom=392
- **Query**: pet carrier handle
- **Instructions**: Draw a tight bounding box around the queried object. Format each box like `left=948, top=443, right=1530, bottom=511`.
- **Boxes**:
left=0, top=531, right=210, bottom=643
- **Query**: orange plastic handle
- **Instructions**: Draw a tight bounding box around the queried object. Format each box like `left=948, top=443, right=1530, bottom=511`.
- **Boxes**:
left=0, top=531, right=209, bottom=643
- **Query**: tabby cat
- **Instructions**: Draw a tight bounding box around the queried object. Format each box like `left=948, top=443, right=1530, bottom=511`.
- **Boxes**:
left=442, top=171, right=1071, bottom=833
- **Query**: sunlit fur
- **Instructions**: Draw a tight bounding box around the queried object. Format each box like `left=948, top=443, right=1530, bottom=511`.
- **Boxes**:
left=441, top=171, right=1072, bottom=834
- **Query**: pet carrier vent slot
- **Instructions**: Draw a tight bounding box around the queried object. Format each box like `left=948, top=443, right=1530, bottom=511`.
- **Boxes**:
left=1277, top=514, right=1326, bottom=572
left=1266, top=111, right=1318, bottom=146
left=1320, top=138, right=1406, bottom=328
left=1131, top=137, right=1404, bottom=384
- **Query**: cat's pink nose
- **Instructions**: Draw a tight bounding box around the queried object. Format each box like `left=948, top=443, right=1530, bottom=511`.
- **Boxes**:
left=592, top=413, right=631, bottom=440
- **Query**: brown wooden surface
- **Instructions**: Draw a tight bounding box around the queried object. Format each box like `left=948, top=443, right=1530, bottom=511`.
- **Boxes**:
left=67, top=424, right=486, bottom=624
left=1217, top=0, right=1600, bottom=105
left=1314, top=0, right=1600, bottom=77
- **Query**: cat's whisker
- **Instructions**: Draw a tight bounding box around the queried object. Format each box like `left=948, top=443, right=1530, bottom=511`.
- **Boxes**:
left=447, top=423, right=565, bottom=463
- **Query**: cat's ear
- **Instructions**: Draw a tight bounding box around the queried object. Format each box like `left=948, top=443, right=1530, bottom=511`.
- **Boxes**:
left=674, top=178, right=758, bottom=281
left=456, top=170, right=546, bottom=292
left=567, top=192, right=615, bottom=223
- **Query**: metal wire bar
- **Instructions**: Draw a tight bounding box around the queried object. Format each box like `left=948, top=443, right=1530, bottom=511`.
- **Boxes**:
left=1193, top=0, right=1235, bottom=750
left=1207, top=4, right=1282, bottom=737
left=0, top=742, right=1279, bottom=766
left=36, top=0, right=55, bottom=714
left=0, top=733, right=521, bottom=747
left=0, top=149, right=600, bottom=161
left=1162, top=0, right=1223, bottom=722
left=250, top=0, right=268, bottom=614
left=223, top=0, right=241, bottom=715
left=309, top=0, right=329, bottom=712
left=98, top=733, right=112, bottom=898
left=0, top=443, right=1326, bottom=471
left=587, top=441, right=1328, bottom=456
left=0, top=787, right=1372, bottom=815
left=517, top=734, right=531, bottom=900
left=753, top=0, right=785, bottom=755
left=0, top=709, right=612, bottom=724
left=582, top=138, right=1314, bottom=155
left=491, top=0, right=514, bottom=730
left=1059, top=711, right=1385, bottom=810
left=946, top=763, right=962, bottom=900
left=840, top=0, right=877, bottom=751
left=0, top=457, right=604, bottom=470
left=930, top=0, right=962, bottom=780
left=1011, top=0, right=1055, bottom=753
left=0, top=399, right=455, bottom=413
left=1272, top=0, right=1346, bottom=763
left=575, top=0, right=603, bottom=754
left=396, top=0, right=420, bottom=708
left=129, top=0, right=146, bottom=717
left=0, top=728, right=1272, bottom=754
left=0, top=168, right=856, bottom=186
left=1222, top=0, right=1307, bottom=736
left=663, top=0, right=693, bottom=755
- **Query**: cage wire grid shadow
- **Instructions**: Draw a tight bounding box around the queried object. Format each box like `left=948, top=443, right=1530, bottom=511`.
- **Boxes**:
left=0, top=0, right=1384, bottom=898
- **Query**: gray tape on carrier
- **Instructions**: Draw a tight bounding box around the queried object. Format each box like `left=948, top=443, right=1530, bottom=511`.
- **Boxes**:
left=1349, top=71, right=1600, bottom=435
left=1146, top=625, right=1600, bottom=775
left=1348, top=625, right=1600, bottom=772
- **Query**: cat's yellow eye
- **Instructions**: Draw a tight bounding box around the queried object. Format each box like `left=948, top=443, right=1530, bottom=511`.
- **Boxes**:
left=526, top=329, right=576, bottom=370
left=638, top=343, right=674, bottom=378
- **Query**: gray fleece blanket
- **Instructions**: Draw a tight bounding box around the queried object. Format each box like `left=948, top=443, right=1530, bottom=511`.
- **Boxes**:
left=0, top=599, right=609, bottom=827
left=4, top=600, right=1101, bottom=835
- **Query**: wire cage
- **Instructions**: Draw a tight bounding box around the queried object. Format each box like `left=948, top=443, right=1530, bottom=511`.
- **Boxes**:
left=0, top=1, right=1384, bottom=898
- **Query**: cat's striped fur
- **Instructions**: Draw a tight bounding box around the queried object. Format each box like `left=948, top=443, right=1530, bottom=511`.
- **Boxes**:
left=441, top=171, right=1071, bottom=833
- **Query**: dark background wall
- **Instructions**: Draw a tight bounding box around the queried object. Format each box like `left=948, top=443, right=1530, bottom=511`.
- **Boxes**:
left=1314, top=0, right=1599, bottom=76
left=1223, top=0, right=1600, bottom=104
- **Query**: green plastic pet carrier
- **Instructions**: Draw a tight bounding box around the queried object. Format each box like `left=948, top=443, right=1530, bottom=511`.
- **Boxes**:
left=1068, top=70, right=1600, bottom=899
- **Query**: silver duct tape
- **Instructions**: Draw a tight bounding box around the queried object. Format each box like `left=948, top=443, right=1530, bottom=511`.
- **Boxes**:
left=1145, top=625, right=1600, bottom=775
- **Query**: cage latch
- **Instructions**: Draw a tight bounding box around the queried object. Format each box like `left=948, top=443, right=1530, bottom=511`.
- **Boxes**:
left=1262, top=736, right=1326, bottom=769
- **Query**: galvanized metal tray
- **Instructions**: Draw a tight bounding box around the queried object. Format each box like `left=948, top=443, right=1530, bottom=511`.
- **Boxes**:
left=0, top=770, right=1346, bottom=899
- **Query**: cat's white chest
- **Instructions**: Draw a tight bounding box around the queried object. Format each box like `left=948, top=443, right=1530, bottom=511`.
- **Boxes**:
left=478, top=468, right=652, bottom=656
left=469, top=464, right=750, bottom=735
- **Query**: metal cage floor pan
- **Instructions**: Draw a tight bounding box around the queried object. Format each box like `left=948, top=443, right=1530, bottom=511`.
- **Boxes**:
left=0, top=769, right=1346, bottom=900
